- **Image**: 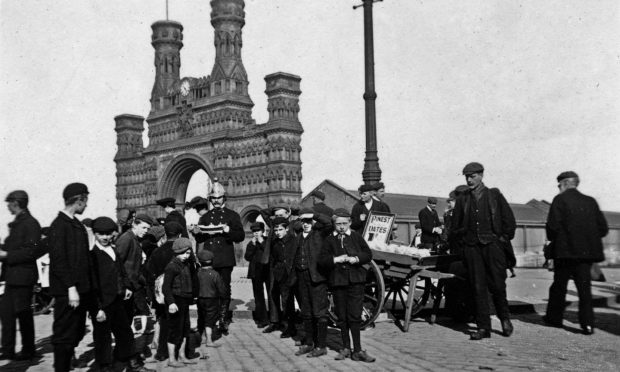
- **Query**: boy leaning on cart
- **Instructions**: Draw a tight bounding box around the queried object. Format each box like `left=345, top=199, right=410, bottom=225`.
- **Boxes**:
left=320, top=208, right=375, bottom=363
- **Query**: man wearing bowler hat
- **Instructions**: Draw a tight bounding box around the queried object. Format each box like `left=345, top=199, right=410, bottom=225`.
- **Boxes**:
left=418, top=197, right=443, bottom=250
left=48, top=182, right=95, bottom=371
left=0, top=190, right=43, bottom=361
left=451, top=162, right=516, bottom=340
left=543, top=171, right=608, bottom=335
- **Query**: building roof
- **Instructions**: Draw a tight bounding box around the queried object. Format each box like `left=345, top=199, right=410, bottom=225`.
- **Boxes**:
left=301, top=179, right=620, bottom=228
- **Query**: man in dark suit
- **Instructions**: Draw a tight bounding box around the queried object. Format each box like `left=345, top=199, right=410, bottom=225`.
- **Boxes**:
left=156, top=197, right=188, bottom=238
left=418, top=197, right=442, bottom=249
left=309, top=190, right=334, bottom=218
left=193, top=180, right=245, bottom=332
left=543, top=171, right=609, bottom=335
left=48, top=182, right=95, bottom=372
left=0, top=190, right=42, bottom=361
left=351, top=184, right=390, bottom=235
left=451, top=163, right=516, bottom=340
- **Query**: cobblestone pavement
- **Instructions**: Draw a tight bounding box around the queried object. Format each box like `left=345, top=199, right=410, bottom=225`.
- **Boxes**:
left=1, top=303, right=618, bottom=372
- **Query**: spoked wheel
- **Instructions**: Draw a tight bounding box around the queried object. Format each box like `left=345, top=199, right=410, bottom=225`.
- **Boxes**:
left=383, top=275, right=431, bottom=319
left=327, top=260, right=385, bottom=330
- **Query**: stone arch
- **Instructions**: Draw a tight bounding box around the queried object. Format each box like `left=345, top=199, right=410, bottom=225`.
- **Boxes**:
left=158, top=153, right=215, bottom=204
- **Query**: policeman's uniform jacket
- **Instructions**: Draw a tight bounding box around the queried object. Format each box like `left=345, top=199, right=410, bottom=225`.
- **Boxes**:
left=350, top=199, right=390, bottom=234
left=195, top=206, right=245, bottom=268
left=0, top=209, right=42, bottom=287
left=115, top=230, right=146, bottom=292
left=546, top=188, right=608, bottom=262
left=284, top=214, right=333, bottom=284
left=320, top=230, right=372, bottom=287
left=91, top=243, right=131, bottom=309
left=48, top=212, right=94, bottom=296
left=418, top=206, right=442, bottom=245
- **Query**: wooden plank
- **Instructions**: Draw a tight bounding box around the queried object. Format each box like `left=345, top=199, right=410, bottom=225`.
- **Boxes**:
left=418, top=270, right=455, bottom=280
left=402, top=272, right=420, bottom=332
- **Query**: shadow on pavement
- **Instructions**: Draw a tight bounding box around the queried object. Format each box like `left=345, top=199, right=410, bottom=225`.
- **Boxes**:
left=1, top=336, right=51, bottom=372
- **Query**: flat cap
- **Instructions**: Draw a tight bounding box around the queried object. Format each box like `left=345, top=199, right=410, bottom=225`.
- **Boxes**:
left=197, top=249, right=214, bottom=263
left=299, top=207, right=314, bottom=219
left=462, top=162, right=484, bottom=175
left=156, top=197, right=176, bottom=207
left=414, top=223, right=421, bottom=229
left=272, top=217, right=289, bottom=227
left=333, top=208, right=351, bottom=218
left=92, top=217, right=118, bottom=234
left=172, top=237, right=192, bottom=254
left=164, top=221, right=184, bottom=236
left=309, top=190, right=325, bottom=201
left=188, top=196, right=209, bottom=210
left=557, top=171, right=579, bottom=182
left=372, top=182, right=385, bottom=190
left=250, top=222, right=264, bottom=232
left=272, top=205, right=290, bottom=213
left=427, top=197, right=437, bottom=204
left=448, top=191, right=456, bottom=201
left=5, top=190, right=28, bottom=202
left=358, top=184, right=374, bottom=193
left=147, top=225, right=166, bottom=241
left=63, top=182, right=89, bottom=200
left=134, top=214, right=154, bottom=226
left=82, top=218, right=93, bottom=228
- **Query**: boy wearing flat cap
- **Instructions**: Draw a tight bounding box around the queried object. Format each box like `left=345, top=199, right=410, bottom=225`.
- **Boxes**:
left=351, top=184, right=390, bottom=235
left=90, top=217, right=154, bottom=372
left=48, top=182, right=95, bottom=372
left=320, top=209, right=375, bottom=363
left=244, top=222, right=270, bottom=328
left=196, top=249, right=228, bottom=358
left=162, top=238, right=196, bottom=367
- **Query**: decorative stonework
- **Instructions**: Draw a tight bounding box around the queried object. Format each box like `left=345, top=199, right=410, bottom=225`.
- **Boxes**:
left=115, top=0, right=303, bottom=222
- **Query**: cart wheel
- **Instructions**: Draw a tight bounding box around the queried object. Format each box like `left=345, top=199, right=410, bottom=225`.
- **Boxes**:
left=327, top=260, right=385, bottom=330
left=383, top=276, right=431, bottom=319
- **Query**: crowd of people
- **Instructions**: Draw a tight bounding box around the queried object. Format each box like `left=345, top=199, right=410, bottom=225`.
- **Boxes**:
left=0, top=162, right=610, bottom=371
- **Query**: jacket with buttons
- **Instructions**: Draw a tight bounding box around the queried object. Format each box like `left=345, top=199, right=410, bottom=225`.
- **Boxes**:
left=195, top=207, right=245, bottom=268
left=0, top=209, right=43, bottom=286
left=319, top=230, right=372, bottom=287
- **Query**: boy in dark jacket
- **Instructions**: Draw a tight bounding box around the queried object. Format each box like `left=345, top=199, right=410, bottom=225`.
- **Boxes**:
left=244, top=222, right=269, bottom=328
left=196, top=249, right=229, bottom=358
left=90, top=217, right=153, bottom=372
left=320, top=209, right=375, bottom=363
left=162, top=238, right=196, bottom=367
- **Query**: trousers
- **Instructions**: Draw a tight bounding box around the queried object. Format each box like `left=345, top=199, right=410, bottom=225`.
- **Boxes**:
left=0, top=285, right=35, bottom=355
left=546, top=259, right=593, bottom=328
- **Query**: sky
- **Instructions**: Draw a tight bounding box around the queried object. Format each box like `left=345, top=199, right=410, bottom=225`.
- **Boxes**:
left=1, top=0, right=619, bottom=237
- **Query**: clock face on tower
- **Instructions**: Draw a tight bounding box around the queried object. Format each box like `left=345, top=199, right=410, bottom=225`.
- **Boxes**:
left=180, top=80, right=190, bottom=96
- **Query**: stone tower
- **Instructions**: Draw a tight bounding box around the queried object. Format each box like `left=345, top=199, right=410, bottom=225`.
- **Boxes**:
left=114, top=0, right=303, bottom=226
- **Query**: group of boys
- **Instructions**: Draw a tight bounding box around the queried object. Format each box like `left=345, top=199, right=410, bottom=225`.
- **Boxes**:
left=244, top=186, right=382, bottom=363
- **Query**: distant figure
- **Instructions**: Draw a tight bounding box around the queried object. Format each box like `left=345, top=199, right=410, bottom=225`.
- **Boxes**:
left=543, top=171, right=608, bottom=335
left=452, top=162, right=516, bottom=340
left=410, top=224, right=422, bottom=248
left=418, top=197, right=442, bottom=250
left=309, top=190, right=334, bottom=218
left=351, top=184, right=390, bottom=235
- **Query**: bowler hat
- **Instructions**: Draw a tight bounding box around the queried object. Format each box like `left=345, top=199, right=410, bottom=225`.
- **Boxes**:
left=372, top=182, right=385, bottom=191
left=557, top=171, right=579, bottom=182
left=197, top=249, right=214, bottom=263
left=63, top=183, right=89, bottom=200
left=462, top=162, right=484, bottom=175
left=358, top=184, right=374, bottom=193
left=92, top=217, right=118, bottom=234
left=172, top=237, right=192, bottom=254
left=5, top=190, right=28, bottom=202
left=156, top=197, right=176, bottom=208
left=164, top=221, right=184, bottom=237
left=427, top=197, right=437, bottom=204
left=310, top=190, right=325, bottom=201
left=250, top=222, right=264, bottom=232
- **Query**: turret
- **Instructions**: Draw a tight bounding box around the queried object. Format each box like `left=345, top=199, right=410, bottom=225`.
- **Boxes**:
left=150, top=20, right=184, bottom=111
left=265, top=72, right=301, bottom=121
left=114, top=114, right=144, bottom=160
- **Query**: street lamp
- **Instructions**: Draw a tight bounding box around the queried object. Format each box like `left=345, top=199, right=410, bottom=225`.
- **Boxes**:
left=354, top=0, right=383, bottom=185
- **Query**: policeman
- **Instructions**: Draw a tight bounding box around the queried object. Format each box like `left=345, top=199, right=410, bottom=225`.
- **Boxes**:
left=193, top=180, right=244, bottom=332
left=0, top=190, right=42, bottom=361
